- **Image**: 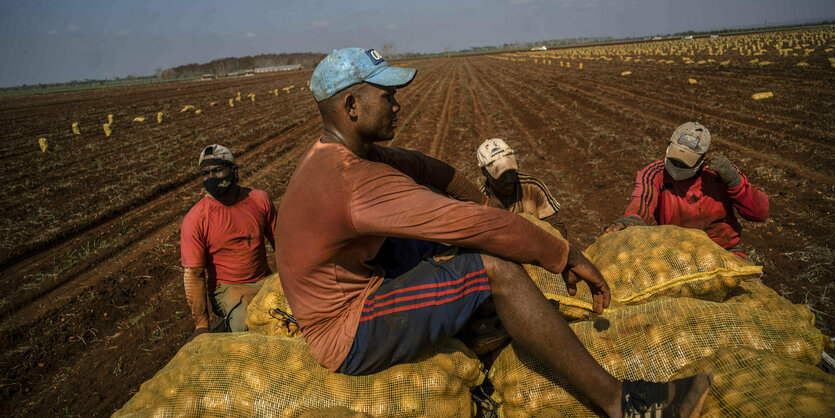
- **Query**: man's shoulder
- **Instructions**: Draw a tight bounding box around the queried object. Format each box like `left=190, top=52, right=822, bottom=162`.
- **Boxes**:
left=517, top=172, right=552, bottom=194
left=243, top=188, right=272, bottom=204
left=638, top=160, right=667, bottom=182
left=186, top=196, right=211, bottom=215
left=183, top=196, right=211, bottom=227
left=641, top=159, right=666, bottom=171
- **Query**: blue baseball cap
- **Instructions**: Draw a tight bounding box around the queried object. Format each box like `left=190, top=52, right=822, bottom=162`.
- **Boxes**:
left=310, top=47, right=417, bottom=102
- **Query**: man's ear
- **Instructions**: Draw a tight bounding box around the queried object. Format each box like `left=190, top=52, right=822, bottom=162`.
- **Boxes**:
left=344, top=92, right=359, bottom=120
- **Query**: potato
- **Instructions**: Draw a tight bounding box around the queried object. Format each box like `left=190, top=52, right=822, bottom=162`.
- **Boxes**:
left=200, top=390, right=230, bottom=416
left=428, top=398, right=462, bottom=417
left=395, top=391, right=423, bottom=415
left=424, top=369, right=449, bottom=396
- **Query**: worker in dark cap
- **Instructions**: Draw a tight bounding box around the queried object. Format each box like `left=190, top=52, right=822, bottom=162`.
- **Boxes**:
left=180, top=144, right=277, bottom=340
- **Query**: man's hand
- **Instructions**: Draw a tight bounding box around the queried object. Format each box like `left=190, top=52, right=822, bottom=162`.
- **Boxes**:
left=603, top=215, right=645, bottom=233
left=561, top=246, right=611, bottom=314
left=704, top=152, right=741, bottom=187
left=187, top=327, right=209, bottom=343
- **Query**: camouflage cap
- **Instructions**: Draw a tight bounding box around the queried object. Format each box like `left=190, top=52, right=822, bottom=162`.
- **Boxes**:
left=198, top=144, right=236, bottom=167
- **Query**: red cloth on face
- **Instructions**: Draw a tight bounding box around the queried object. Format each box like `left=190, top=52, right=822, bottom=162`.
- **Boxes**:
left=624, top=160, right=769, bottom=250
left=180, top=188, right=277, bottom=291
left=276, top=140, right=569, bottom=371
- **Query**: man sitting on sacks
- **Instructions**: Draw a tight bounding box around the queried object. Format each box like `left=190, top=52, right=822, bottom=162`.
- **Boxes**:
left=276, top=47, right=711, bottom=417
left=477, top=137, right=568, bottom=238
left=180, top=144, right=277, bottom=340
left=604, top=122, right=769, bottom=259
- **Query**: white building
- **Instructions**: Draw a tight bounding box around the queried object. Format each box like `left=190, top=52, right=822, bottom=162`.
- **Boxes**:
left=254, top=64, right=302, bottom=73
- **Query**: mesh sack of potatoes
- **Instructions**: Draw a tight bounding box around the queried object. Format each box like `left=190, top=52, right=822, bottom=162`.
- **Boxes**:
left=114, top=333, right=484, bottom=417
left=584, top=226, right=762, bottom=303
left=517, top=213, right=624, bottom=322
left=487, top=297, right=828, bottom=417
left=723, top=279, right=815, bottom=325
left=523, top=225, right=762, bottom=321
left=669, top=347, right=835, bottom=417
left=246, top=273, right=301, bottom=337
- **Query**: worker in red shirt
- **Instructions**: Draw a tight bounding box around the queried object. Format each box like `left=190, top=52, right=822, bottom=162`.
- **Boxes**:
left=605, top=122, right=769, bottom=258
left=180, top=144, right=277, bottom=340
left=477, top=138, right=568, bottom=238
left=276, top=47, right=710, bottom=417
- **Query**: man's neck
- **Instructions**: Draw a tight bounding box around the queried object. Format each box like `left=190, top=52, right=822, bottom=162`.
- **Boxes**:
left=210, top=185, right=242, bottom=206
left=321, top=129, right=372, bottom=158
left=489, top=182, right=517, bottom=207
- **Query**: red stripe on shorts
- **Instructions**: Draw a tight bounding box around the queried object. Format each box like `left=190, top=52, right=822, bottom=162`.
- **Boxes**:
left=359, top=284, right=492, bottom=322
left=361, top=276, right=489, bottom=313
left=364, top=268, right=487, bottom=305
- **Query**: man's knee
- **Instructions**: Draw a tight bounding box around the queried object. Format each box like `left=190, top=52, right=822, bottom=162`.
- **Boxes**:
left=224, top=298, right=250, bottom=331
left=480, top=253, right=529, bottom=296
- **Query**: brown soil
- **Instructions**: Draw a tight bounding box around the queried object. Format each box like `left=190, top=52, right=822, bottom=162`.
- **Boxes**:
left=1, top=33, right=833, bottom=416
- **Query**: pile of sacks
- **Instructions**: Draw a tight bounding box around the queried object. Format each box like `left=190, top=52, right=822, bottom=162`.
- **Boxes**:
left=114, top=335, right=484, bottom=417
left=116, top=219, right=832, bottom=417
left=489, top=222, right=832, bottom=417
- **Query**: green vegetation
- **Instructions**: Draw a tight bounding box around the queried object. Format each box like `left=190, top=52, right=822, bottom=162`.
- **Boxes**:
left=0, top=76, right=199, bottom=99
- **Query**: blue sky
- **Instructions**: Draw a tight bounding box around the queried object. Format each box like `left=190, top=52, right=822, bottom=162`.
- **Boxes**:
left=0, top=0, right=833, bottom=87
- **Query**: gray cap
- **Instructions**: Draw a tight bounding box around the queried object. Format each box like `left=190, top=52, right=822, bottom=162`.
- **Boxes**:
left=198, top=144, right=236, bottom=167
left=666, top=122, right=711, bottom=167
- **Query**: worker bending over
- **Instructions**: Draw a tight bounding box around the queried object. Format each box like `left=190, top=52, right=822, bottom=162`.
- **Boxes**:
left=605, top=122, right=768, bottom=259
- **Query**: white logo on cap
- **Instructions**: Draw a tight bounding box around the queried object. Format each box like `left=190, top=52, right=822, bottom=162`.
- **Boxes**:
left=369, top=49, right=383, bottom=61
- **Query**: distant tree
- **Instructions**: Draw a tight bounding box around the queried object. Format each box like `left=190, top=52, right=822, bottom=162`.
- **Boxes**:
left=382, top=43, right=396, bottom=57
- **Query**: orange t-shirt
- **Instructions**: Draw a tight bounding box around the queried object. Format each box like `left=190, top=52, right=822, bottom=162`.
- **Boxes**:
left=181, top=188, right=277, bottom=291
left=276, top=140, right=569, bottom=371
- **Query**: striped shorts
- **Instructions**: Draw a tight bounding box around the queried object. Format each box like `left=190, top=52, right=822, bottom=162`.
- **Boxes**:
left=337, top=238, right=491, bottom=375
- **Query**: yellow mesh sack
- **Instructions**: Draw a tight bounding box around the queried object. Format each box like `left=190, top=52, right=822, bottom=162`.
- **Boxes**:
left=488, top=298, right=828, bottom=417
left=516, top=214, right=624, bottom=321
left=670, top=348, right=835, bottom=417
left=585, top=226, right=761, bottom=303
left=522, top=225, right=762, bottom=321
left=724, top=279, right=815, bottom=325
left=246, top=273, right=301, bottom=337
left=114, top=334, right=483, bottom=417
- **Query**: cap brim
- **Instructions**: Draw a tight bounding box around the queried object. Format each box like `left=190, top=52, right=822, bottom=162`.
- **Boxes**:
left=485, top=155, right=518, bottom=178
left=364, top=66, right=417, bottom=88
left=666, top=143, right=702, bottom=167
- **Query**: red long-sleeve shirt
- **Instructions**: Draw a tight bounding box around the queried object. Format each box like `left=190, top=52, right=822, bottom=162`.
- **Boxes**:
left=624, top=160, right=769, bottom=250
left=276, top=139, right=569, bottom=371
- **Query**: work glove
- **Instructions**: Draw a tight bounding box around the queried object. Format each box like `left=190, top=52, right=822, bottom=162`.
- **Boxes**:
left=706, top=153, right=741, bottom=187
left=603, top=215, right=645, bottom=233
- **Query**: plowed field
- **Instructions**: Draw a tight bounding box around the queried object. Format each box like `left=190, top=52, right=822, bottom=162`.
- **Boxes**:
left=2, top=32, right=834, bottom=416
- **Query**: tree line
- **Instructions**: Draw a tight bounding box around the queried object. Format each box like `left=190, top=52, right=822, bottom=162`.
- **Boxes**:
left=157, top=53, right=327, bottom=79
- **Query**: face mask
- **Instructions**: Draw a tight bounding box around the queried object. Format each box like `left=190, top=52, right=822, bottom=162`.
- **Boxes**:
left=203, top=172, right=237, bottom=198
left=665, top=158, right=702, bottom=181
